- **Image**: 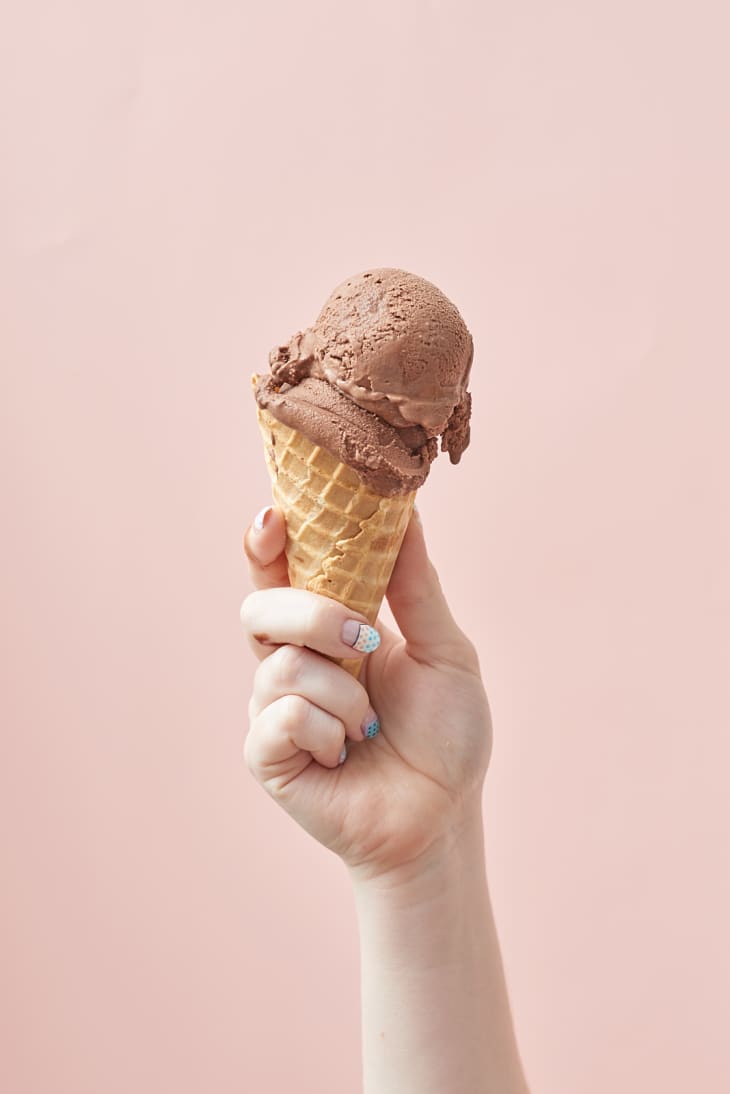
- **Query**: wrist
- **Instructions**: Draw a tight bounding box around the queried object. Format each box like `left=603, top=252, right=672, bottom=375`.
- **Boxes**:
left=349, top=804, right=529, bottom=1094
left=347, top=805, right=487, bottom=908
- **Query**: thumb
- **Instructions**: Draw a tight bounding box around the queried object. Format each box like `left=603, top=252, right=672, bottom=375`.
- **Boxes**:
left=386, top=509, right=468, bottom=665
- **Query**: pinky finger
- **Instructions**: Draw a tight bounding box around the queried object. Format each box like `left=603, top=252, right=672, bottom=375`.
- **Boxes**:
left=245, top=694, right=347, bottom=785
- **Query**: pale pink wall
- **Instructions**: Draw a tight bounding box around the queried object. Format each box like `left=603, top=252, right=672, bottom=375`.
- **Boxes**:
left=2, top=2, right=729, bottom=1092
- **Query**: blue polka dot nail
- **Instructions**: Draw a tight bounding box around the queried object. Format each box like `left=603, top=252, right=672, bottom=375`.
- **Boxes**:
left=341, top=621, right=381, bottom=654
left=362, top=713, right=381, bottom=740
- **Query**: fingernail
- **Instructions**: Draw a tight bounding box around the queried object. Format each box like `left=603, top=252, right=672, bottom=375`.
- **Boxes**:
left=338, top=744, right=348, bottom=765
left=361, top=708, right=380, bottom=740
left=253, top=506, right=273, bottom=532
left=341, top=621, right=381, bottom=653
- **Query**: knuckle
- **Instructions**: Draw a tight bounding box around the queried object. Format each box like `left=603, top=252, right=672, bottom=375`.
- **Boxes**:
left=278, top=693, right=311, bottom=736
left=270, top=643, right=308, bottom=688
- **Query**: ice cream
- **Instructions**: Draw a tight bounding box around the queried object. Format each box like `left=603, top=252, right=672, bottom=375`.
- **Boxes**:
left=254, top=268, right=473, bottom=496
left=253, top=268, right=473, bottom=675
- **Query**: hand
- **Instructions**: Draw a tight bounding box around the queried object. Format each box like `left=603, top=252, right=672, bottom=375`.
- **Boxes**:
left=241, top=506, right=492, bottom=883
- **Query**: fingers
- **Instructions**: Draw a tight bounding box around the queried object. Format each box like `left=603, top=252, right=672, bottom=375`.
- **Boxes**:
left=243, top=506, right=289, bottom=590
left=386, top=510, right=477, bottom=668
left=245, top=638, right=382, bottom=782
left=240, top=586, right=381, bottom=663
left=246, top=694, right=348, bottom=773
left=249, top=644, right=378, bottom=742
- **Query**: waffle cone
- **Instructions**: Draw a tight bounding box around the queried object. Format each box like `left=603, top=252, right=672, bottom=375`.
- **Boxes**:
left=256, top=404, right=416, bottom=677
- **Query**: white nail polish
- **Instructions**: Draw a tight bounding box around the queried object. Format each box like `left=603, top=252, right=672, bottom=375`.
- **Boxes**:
left=253, top=506, right=273, bottom=531
left=338, top=744, right=348, bottom=765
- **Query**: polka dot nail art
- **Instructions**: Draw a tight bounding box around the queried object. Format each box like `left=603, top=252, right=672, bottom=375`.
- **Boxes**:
left=342, top=621, right=381, bottom=653
left=362, top=715, right=380, bottom=740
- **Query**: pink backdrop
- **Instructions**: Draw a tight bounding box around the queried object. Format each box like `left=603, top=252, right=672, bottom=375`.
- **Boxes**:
left=2, top=2, right=729, bottom=1091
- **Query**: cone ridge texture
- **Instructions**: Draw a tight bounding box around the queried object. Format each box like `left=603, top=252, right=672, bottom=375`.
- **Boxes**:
left=256, top=405, right=415, bottom=676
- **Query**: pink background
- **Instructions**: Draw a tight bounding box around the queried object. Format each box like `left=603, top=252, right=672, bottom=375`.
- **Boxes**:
left=2, top=2, right=729, bottom=1091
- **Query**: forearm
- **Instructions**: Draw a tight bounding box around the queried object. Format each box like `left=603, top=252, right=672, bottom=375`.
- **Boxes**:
left=350, top=815, right=529, bottom=1094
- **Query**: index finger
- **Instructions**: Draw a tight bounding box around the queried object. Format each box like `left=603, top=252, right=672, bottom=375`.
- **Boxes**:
left=243, top=506, right=290, bottom=590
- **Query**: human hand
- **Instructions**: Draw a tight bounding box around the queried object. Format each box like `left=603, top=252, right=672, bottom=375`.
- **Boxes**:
left=241, top=507, right=492, bottom=884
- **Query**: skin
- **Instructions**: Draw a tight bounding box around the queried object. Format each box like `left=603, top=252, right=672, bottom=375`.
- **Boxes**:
left=241, top=508, right=530, bottom=1093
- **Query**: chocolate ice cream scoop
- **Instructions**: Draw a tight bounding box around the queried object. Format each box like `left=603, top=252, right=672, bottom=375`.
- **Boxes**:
left=254, top=268, right=473, bottom=495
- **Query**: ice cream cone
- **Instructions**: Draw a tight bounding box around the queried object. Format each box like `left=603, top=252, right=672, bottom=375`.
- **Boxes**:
left=256, top=403, right=415, bottom=678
